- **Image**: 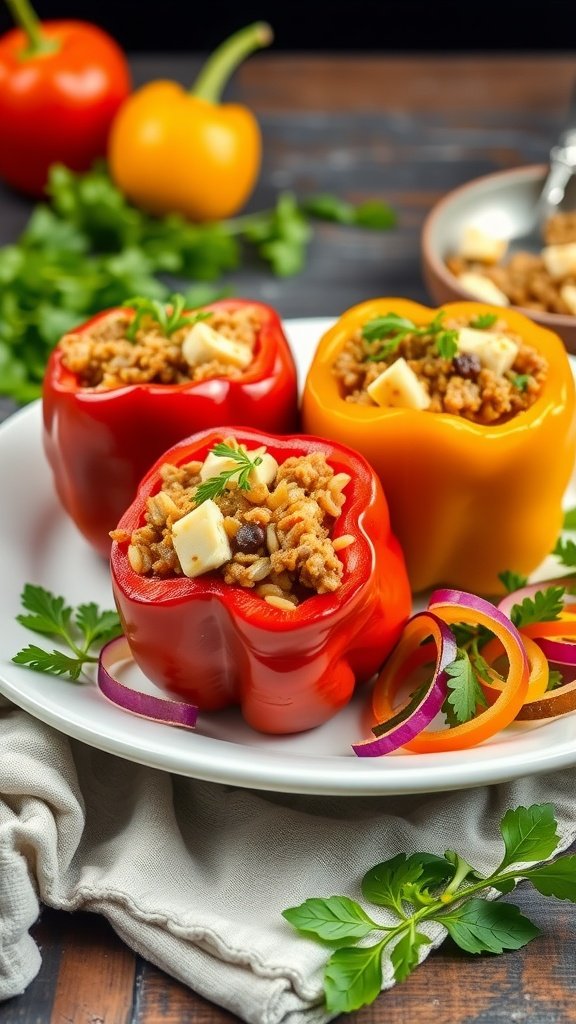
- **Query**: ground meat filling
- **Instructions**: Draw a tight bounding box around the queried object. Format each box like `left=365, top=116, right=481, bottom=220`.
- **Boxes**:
left=60, top=306, right=261, bottom=389
left=446, top=211, right=576, bottom=316
left=113, top=445, right=354, bottom=609
left=333, top=316, right=547, bottom=425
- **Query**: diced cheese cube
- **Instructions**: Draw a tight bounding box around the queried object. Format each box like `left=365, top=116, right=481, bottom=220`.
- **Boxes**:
left=542, top=243, right=576, bottom=280
left=182, top=321, right=252, bottom=370
left=458, top=327, right=518, bottom=376
left=458, top=271, right=509, bottom=306
left=561, top=283, right=576, bottom=316
left=171, top=499, right=232, bottom=578
left=458, top=226, right=508, bottom=264
left=367, top=357, right=430, bottom=410
left=199, top=446, right=278, bottom=489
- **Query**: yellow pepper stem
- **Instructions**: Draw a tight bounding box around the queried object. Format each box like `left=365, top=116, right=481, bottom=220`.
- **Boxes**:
left=6, top=0, right=59, bottom=57
left=191, top=22, right=273, bottom=103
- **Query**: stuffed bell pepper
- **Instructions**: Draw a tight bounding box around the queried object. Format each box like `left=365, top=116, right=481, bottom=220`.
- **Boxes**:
left=302, top=298, right=576, bottom=594
left=43, top=296, right=298, bottom=557
left=110, top=427, right=411, bottom=734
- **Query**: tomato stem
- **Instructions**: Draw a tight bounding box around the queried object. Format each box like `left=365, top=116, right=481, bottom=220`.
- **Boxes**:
left=191, top=22, right=273, bottom=103
left=6, top=0, right=59, bottom=57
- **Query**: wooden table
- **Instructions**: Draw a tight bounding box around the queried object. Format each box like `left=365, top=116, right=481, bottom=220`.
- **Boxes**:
left=1, top=53, right=576, bottom=1024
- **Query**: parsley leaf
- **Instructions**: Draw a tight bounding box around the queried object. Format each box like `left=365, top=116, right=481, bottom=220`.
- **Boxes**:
left=282, top=803, right=576, bottom=1013
left=563, top=507, right=576, bottom=531
left=192, top=442, right=264, bottom=506
left=442, top=650, right=488, bottom=725
left=13, top=584, right=122, bottom=681
left=547, top=669, right=564, bottom=691
left=553, top=537, right=576, bottom=568
left=512, top=373, right=532, bottom=392
left=122, top=293, right=211, bottom=341
left=468, top=313, right=498, bottom=329
left=498, top=569, right=529, bottom=593
left=510, top=586, right=565, bottom=627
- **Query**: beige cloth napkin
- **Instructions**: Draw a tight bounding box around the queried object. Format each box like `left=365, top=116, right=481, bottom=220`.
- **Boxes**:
left=1, top=692, right=576, bottom=1024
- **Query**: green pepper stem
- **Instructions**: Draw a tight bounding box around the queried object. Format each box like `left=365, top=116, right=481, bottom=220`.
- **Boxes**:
left=6, top=0, right=59, bottom=56
left=191, top=22, right=273, bottom=103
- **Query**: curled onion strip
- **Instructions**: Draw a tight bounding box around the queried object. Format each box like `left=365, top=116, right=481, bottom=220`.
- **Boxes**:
left=352, top=612, right=457, bottom=757
left=479, top=634, right=549, bottom=704
left=98, top=637, right=199, bottom=729
left=382, top=589, right=530, bottom=753
left=497, top=578, right=576, bottom=621
left=520, top=620, right=576, bottom=666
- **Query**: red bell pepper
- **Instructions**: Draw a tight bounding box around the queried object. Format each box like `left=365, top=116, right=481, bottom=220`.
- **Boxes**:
left=110, top=427, right=412, bottom=735
left=42, top=299, right=299, bottom=558
left=0, top=0, right=131, bottom=196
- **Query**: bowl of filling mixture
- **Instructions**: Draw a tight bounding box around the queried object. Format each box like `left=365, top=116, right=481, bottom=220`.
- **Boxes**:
left=421, top=165, right=576, bottom=352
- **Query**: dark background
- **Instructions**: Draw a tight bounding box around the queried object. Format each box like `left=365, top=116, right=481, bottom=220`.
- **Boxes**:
left=1, top=0, right=575, bottom=51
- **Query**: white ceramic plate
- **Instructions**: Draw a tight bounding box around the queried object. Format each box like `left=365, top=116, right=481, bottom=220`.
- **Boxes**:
left=1, top=317, right=576, bottom=796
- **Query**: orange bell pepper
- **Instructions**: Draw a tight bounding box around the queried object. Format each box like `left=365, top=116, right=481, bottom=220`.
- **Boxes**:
left=108, top=23, right=272, bottom=222
left=302, top=299, right=576, bottom=594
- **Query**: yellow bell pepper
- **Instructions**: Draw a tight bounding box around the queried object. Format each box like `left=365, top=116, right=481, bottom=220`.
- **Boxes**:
left=302, top=298, right=576, bottom=594
left=108, top=23, right=272, bottom=222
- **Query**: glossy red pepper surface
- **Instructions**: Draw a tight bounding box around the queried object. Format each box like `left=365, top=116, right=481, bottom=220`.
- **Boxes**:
left=0, top=18, right=131, bottom=196
left=110, top=427, right=412, bottom=735
left=43, top=299, right=299, bottom=558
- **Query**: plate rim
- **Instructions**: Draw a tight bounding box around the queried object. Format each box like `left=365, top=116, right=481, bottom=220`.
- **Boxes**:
left=2, top=317, right=576, bottom=796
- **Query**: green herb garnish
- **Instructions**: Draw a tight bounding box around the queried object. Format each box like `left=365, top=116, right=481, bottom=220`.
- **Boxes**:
left=498, top=569, right=529, bottom=593
left=362, top=310, right=458, bottom=362
left=512, top=374, right=531, bottom=392
left=193, top=442, right=264, bottom=506
left=510, top=585, right=566, bottom=628
left=12, top=584, right=122, bottom=680
left=0, top=163, right=396, bottom=402
left=442, top=648, right=489, bottom=725
left=554, top=537, right=576, bottom=568
left=123, top=293, right=212, bottom=341
left=468, top=313, right=498, bottom=329
left=563, top=507, right=576, bottom=531
left=283, top=803, right=576, bottom=1014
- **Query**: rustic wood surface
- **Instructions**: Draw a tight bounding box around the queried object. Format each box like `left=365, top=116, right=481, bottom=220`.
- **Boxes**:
left=1, top=53, right=576, bottom=1023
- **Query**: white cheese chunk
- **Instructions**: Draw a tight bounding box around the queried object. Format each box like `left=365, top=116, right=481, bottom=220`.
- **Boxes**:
left=172, top=499, right=232, bottom=578
left=182, top=321, right=252, bottom=370
left=542, top=243, right=576, bottom=280
left=458, top=271, right=509, bottom=306
left=200, top=446, right=279, bottom=489
left=367, top=357, right=430, bottom=410
left=561, top=283, right=576, bottom=316
left=458, top=226, right=508, bottom=264
left=458, top=327, right=518, bottom=376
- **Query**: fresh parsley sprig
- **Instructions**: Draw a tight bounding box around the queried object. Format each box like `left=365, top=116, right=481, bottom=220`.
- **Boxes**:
left=468, top=313, right=498, bottom=329
left=12, top=584, right=122, bottom=681
left=510, top=585, right=566, bottom=628
left=283, top=803, right=576, bottom=1015
left=123, top=293, right=212, bottom=341
left=361, top=311, right=458, bottom=363
left=193, top=442, right=264, bottom=506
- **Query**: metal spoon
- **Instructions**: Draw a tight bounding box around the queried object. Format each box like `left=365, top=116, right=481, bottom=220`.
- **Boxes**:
left=508, top=85, right=576, bottom=253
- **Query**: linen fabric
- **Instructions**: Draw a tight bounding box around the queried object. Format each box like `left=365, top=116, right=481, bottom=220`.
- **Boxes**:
left=1, top=693, right=575, bottom=1023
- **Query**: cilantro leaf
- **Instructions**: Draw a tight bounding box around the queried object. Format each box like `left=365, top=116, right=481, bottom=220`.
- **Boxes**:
left=442, top=650, right=488, bottom=726
left=510, top=586, right=565, bottom=627
left=435, top=331, right=459, bottom=360
left=75, top=603, right=123, bottom=648
left=498, top=804, right=560, bottom=871
left=547, top=669, right=564, bottom=691
left=282, top=897, right=378, bottom=945
left=324, top=944, right=384, bottom=1014
left=440, top=900, right=539, bottom=954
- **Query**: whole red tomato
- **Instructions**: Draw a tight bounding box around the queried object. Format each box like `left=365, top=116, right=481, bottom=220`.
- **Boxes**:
left=0, top=7, right=131, bottom=196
